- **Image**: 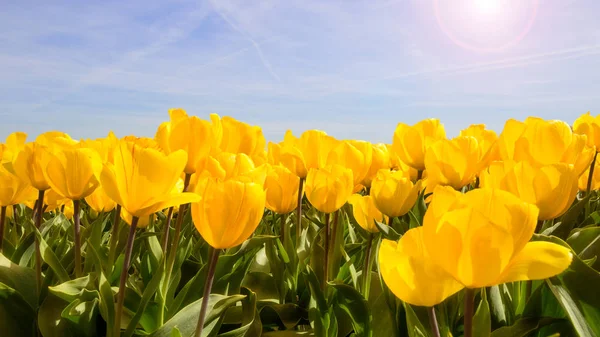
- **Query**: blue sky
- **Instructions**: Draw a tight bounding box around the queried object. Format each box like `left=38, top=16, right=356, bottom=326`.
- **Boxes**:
left=1, top=0, right=599, bottom=143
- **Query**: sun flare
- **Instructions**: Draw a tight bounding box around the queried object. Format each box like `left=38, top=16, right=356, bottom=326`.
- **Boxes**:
left=474, top=0, right=501, bottom=15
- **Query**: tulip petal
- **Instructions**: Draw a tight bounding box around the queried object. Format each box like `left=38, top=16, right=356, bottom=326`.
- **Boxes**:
left=496, top=241, right=573, bottom=283
left=379, top=228, right=463, bottom=307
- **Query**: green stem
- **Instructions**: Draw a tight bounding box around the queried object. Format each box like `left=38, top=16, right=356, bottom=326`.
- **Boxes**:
left=464, top=288, right=475, bottom=337
left=114, top=216, right=138, bottom=337
left=428, top=306, right=441, bottom=337
left=160, top=174, right=191, bottom=324
left=296, top=178, right=304, bottom=246
left=586, top=152, right=598, bottom=195
left=362, top=233, right=374, bottom=299
left=323, top=212, right=330, bottom=291
left=525, top=280, right=533, bottom=304
left=193, top=248, right=220, bottom=337
left=73, top=200, right=82, bottom=278
left=0, top=206, right=6, bottom=252
left=34, top=189, right=45, bottom=298
left=161, top=207, right=174, bottom=253
left=108, top=205, right=122, bottom=269
left=280, top=213, right=288, bottom=249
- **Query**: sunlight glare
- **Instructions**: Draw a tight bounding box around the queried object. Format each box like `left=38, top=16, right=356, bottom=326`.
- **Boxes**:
left=474, top=0, right=501, bottom=15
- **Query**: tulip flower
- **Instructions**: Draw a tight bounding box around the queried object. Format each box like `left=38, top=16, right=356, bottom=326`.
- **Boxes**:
left=348, top=194, right=386, bottom=233
left=215, top=115, right=266, bottom=164
left=101, top=141, right=200, bottom=219
left=79, top=131, right=118, bottom=164
left=424, top=136, right=486, bottom=190
left=277, top=130, right=339, bottom=178
left=0, top=163, right=37, bottom=252
left=363, top=143, right=391, bottom=188
left=423, top=186, right=572, bottom=289
left=85, top=186, right=117, bottom=214
left=44, top=148, right=102, bottom=200
left=387, top=144, right=419, bottom=181
left=190, top=176, right=266, bottom=336
left=35, top=131, right=77, bottom=149
left=459, top=124, right=499, bottom=168
left=573, top=112, right=600, bottom=150
left=348, top=193, right=387, bottom=297
left=100, top=140, right=200, bottom=337
left=371, top=169, right=421, bottom=218
left=12, top=141, right=53, bottom=293
left=327, top=140, right=372, bottom=189
left=498, top=117, right=594, bottom=175
left=2, top=132, right=27, bottom=163
left=265, top=165, right=299, bottom=215
left=305, top=164, right=354, bottom=214
left=379, top=226, right=464, bottom=307
left=578, top=158, right=600, bottom=191
left=13, top=142, right=53, bottom=192
left=392, top=119, right=446, bottom=171
left=155, top=109, right=221, bottom=174
left=480, top=161, right=579, bottom=221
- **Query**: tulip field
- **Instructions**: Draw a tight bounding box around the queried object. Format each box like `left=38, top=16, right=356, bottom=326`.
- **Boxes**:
left=2, top=110, right=600, bottom=337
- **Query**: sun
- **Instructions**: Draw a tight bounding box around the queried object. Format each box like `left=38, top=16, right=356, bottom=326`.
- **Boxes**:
left=474, top=0, right=502, bottom=15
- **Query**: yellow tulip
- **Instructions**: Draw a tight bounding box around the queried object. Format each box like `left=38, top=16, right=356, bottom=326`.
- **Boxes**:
left=392, top=119, right=446, bottom=171
left=2, top=132, right=27, bottom=163
left=13, top=142, right=53, bottom=191
left=277, top=130, right=339, bottom=178
left=199, top=152, right=268, bottom=185
left=79, top=132, right=118, bottom=164
left=305, top=164, right=354, bottom=214
left=363, top=143, right=391, bottom=188
left=265, top=165, right=300, bottom=214
left=100, top=140, right=200, bottom=219
left=348, top=194, right=386, bottom=233
left=379, top=227, right=464, bottom=306
left=327, top=140, right=372, bottom=188
left=498, top=117, right=594, bottom=175
left=371, top=169, right=421, bottom=218
left=480, top=161, right=579, bottom=221
left=573, top=111, right=600, bottom=150
left=578, top=158, right=600, bottom=191
left=0, top=163, right=37, bottom=206
left=423, top=186, right=572, bottom=288
left=387, top=144, right=419, bottom=181
left=85, top=186, right=117, bottom=213
left=191, top=176, right=266, bottom=249
left=215, top=115, right=266, bottom=164
left=35, top=131, right=77, bottom=149
left=424, top=136, right=484, bottom=189
left=62, top=200, right=74, bottom=220
left=459, top=124, right=499, bottom=167
left=155, top=109, right=221, bottom=174
left=44, top=148, right=103, bottom=200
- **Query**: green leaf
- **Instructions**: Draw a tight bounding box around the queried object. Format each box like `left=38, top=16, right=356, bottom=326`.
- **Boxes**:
left=150, top=294, right=245, bottom=337
left=62, top=298, right=100, bottom=337
left=33, top=226, right=70, bottom=283
left=0, top=253, right=37, bottom=309
left=48, top=275, right=94, bottom=302
left=241, top=272, right=280, bottom=302
left=329, top=282, right=372, bottom=337
left=567, top=226, right=600, bottom=270
left=403, top=303, right=427, bottom=337
left=490, top=317, right=560, bottom=337
left=0, top=282, right=36, bottom=337
left=533, top=234, right=600, bottom=336
left=473, top=288, right=491, bottom=337
left=38, top=293, right=77, bottom=337
left=123, top=256, right=166, bottom=337
left=219, top=287, right=262, bottom=337
left=374, top=221, right=401, bottom=241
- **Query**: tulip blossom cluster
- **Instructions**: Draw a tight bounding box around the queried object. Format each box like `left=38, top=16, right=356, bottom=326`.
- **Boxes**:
left=0, top=109, right=597, bottom=337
